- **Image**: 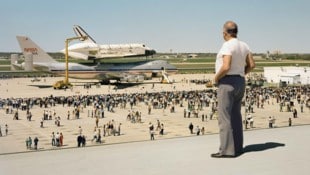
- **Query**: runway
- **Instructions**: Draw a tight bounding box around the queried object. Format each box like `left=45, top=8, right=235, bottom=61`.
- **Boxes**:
left=1, top=125, right=309, bottom=175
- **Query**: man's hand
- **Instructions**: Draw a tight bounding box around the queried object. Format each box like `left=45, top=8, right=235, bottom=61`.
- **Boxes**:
left=213, top=78, right=218, bottom=87
left=245, top=52, right=255, bottom=74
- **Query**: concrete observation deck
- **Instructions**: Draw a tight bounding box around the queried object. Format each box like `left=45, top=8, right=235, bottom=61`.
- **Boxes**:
left=0, top=125, right=309, bottom=175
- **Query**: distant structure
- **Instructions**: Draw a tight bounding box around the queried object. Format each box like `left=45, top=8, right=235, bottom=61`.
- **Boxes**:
left=266, top=51, right=270, bottom=59
left=10, top=53, right=34, bottom=71
left=24, top=53, right=33, bottom=71
left=264, top=66, right=310, bottom=85
left=10, top=54, right=18, bottom=71
left=187, top=54, right=198, bottom=58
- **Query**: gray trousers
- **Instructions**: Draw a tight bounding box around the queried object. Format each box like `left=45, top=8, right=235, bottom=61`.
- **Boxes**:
left=217, top=76, right=245, bottom=155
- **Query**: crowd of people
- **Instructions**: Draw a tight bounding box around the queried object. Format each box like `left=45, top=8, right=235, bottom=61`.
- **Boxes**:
left=0, top=82, right=309, bottom=151
left=1, top=84, right=308, bottom=116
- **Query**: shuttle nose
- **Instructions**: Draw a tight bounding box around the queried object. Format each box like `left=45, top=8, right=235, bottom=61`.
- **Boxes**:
left=60, top=45, right=75, bottom=53
left=145, top=49, right=156, bottom=56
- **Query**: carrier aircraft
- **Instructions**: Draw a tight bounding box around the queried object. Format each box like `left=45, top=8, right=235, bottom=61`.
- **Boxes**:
left=15, top=36, right=177, bottom=83
left=60, top=25, right=156, bottom=61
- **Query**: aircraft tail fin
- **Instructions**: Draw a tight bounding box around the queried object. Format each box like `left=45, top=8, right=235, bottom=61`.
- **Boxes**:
left=73, top=25, right=96, bottom=43
left=16, top=36, right=57, bottom=63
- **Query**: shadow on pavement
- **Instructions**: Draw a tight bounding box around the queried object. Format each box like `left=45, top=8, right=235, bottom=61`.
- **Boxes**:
left=243, top=142, right=285, bottom=153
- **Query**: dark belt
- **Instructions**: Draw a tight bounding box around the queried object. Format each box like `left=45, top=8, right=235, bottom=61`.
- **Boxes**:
left=224, top=74, right=242, bottom=77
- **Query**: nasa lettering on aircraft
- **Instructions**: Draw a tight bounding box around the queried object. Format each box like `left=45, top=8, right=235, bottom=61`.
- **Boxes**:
left=61, top=25, right=156, bottom=60
left=24, top=48, right=38, bottom=55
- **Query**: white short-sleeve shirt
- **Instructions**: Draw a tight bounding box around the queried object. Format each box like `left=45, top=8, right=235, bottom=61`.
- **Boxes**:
left=215, top=38, right=250, bottom=77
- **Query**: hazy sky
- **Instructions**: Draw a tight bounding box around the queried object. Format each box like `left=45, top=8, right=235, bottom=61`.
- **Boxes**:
left=1, top=0, right=309, bottom=53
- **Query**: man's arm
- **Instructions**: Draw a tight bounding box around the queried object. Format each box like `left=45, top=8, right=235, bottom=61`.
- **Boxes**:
left=245, top=52, right=255, bottom=74
left=214, top=55, right=231, bottom=83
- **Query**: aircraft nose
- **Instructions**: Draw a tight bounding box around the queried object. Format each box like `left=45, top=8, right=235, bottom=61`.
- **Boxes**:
left=145, top=49, right=156, bottom=56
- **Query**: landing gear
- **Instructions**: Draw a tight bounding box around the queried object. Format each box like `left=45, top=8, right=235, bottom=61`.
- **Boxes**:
left=100, top=80, right=110, bottom=85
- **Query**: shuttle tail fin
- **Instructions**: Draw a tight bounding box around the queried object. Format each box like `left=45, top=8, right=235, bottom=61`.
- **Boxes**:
left=16, top=36, right=57, bottom=63
left=73, top=25, right=96, bottom=43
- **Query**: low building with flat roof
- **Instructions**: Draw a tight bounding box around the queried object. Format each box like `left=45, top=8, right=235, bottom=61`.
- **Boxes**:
left=264, top=66, right=310, bottom=85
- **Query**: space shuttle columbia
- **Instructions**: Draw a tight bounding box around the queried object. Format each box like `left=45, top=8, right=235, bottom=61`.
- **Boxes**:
left=61, top=25, right=156, bottom=60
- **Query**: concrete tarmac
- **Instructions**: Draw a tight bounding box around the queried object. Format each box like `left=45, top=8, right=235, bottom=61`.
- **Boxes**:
left=0, top=125, right=309, bottom=175
left=0, top=74, right=309, bottom=155
left=0, top=73, right=309, bottom=175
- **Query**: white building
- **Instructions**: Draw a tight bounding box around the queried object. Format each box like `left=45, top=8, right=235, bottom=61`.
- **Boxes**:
left=264, top=66, right=310, bottom=85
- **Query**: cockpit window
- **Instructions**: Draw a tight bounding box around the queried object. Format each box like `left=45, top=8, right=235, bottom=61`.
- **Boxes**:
left=142, top=44, right=145, bottom=47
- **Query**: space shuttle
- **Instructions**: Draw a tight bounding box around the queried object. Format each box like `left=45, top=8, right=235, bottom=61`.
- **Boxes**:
left=16, top=36, right=176, bottom=83
left=61, top=25, right=156, bottom=61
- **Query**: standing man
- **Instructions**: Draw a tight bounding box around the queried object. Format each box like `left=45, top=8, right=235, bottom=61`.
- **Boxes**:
left=189, top=122, right=194, bottom=134
left=293, top=108, right=298, bottom=118
left=28, top=136, right=32, bottom=149
left=118, top=123, right=121, bottom=136
left=78, top=126, right=82, bottom=135
left=34, top=137, right=39, bottom=150
left=149, top=122, right=155, bottom=140
left=77, top=135, right=82, bottom=147
left=5, top=124, right=8, bottom=136
left=51, top=132, right=56, bottom=146
left=211, top=21, right=255, bottom=158
left=59, top=132, right=64, bottom=146
left=269, top=116, right=274, bottom=128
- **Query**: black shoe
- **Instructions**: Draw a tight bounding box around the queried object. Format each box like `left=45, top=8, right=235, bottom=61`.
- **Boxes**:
left=211, top=152, right=235, bottom=158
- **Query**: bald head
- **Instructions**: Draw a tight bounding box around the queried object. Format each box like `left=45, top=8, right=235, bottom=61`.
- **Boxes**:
left=223, top=21, right=238, bottom=38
